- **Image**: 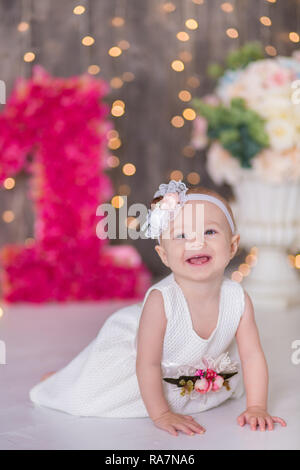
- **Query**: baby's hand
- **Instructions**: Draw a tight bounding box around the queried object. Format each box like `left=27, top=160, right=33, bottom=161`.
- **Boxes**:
left=237, top=406, right=287, bottom=431
left=152, top=410, right=206, bottom=437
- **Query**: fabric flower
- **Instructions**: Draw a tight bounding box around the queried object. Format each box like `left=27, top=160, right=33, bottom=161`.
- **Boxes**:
left=195, top=368, right=205, bottom=377
left=153, top=180, right=187, bottom=199
left=212, top=375, right=224, bottom=391
left=142, top=180, right=188, bottom=240
left=194, top=378, right=212, bottom=394
left=141, top=206, right=167, bottom=238
left=160, top=192, right=179, bottom=210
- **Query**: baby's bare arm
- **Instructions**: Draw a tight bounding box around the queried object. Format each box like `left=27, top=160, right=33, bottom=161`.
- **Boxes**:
left=136, top=290, right=205, bottom=436
left=236, top=291, right=268, bottom=409
left=235, top=291, right=286, bottom=430
left=136, top=289, right=170, bottom=420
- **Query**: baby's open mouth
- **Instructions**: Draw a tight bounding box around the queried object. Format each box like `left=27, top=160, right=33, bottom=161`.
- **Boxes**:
left=186, top=255, right=212, bottom=265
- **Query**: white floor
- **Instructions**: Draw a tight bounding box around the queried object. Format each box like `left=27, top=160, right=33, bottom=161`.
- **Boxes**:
left=0, top=278, right=299, bottom=450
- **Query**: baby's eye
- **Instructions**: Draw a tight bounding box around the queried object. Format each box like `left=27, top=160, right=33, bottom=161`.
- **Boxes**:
left=175, top=229, right=217, bottom=239
left=205, top=229, right=217, bottom=235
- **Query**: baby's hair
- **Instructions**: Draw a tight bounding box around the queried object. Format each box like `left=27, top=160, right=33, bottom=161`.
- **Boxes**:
left=150, top=184, right=237, bottom=235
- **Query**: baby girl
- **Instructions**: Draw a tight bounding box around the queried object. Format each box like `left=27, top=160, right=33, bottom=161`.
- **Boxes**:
left=29, top=180, right=287, bottom=437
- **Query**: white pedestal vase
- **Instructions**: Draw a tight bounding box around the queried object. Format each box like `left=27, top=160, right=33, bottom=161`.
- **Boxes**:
left=231, top=171, right=300, bottom=311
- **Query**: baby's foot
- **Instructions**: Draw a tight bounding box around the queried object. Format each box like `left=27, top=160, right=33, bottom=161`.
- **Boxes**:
left=40, top=371, right=55, bottom=382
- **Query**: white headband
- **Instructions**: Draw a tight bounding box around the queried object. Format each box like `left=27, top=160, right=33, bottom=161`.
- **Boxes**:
left=141, top=180, right=236, bottom=244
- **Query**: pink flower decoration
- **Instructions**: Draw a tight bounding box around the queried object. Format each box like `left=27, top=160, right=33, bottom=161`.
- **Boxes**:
left=194, top=378, right=213, bottom=394
left=194, top=366, right=222, bottom=394
left=212, top=375, right=224, bottom=391
left=206, top=368, right=217, bottom=380
left=195, top=368, right=205, bottom=377
left=160, top=192, right=179, bottom=210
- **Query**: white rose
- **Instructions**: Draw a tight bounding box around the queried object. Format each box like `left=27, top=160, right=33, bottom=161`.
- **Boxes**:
left=265, top=118, right=295, bottom=152
left=253, top=94, right=292, bottom=120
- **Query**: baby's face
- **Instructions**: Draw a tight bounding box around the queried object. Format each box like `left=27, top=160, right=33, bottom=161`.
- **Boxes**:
left=155, top=200, right=240, bottom=281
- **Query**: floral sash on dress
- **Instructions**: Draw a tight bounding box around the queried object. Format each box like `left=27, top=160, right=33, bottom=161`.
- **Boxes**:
left=162, top=352, right=239, bottom=402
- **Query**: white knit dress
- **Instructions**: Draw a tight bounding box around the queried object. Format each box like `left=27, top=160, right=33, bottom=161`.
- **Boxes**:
left=29, top=272, right=246, bottom=418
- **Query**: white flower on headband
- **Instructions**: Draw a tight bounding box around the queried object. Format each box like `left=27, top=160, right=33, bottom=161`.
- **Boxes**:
left=141, top=179, right=236, bottom=240
left=154, top=180, right=188, bottom=200
left=146, top=207, right=165, bottom=238
left=160, top=192, right=179, bottom=210
left=141, top=180, right=188, bottom=239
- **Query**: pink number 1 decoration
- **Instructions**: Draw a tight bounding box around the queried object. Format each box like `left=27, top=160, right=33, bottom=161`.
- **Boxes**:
left=0, top=66, right=150, bottom=303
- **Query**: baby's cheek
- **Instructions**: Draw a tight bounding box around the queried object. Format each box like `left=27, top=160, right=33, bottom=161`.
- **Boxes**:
left=171, top=256, right=182, bottom=268
left=214, top=244, right=231, bottom=263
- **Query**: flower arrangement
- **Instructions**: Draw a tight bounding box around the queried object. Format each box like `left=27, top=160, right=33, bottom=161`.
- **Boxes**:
left=191, top=42, right=300, bottom=184
left=162, top=353, right=238, bottom=400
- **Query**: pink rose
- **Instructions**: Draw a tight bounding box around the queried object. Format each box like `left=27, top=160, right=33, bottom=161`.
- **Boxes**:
left=194, top=378, right=213, bottom=394
left=212, top=375, right=224, bottom=391
left=268, top=70, right=291, bottom=87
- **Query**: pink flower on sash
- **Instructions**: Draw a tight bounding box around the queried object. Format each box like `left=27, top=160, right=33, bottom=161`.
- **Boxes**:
left=194, top=378, right=213, bottom=394
left=212, top=375, right=224, bottom=391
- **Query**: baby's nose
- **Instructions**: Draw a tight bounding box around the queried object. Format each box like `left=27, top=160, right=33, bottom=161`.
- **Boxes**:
left=185, top=234, right=205, bottom=249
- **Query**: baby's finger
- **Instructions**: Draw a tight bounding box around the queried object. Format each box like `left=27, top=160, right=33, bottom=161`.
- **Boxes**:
left=187, top=422, right=206, bottom=434
left=184, top=415, right=195, bottom=420
left=184, top=416, right=205, bottom=429
left=175, top=423, right=196, bottom=436
left=237, top=414, right=245, bottom=426
left=271, top=416, right=287, bottom=427
left=266, top=417, right=274, bottom=431
left=258, top=417, right=266, bottom=432
left=249, top=416, right=257, bottom=431
left=167, top=425, right=178, bottom=437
